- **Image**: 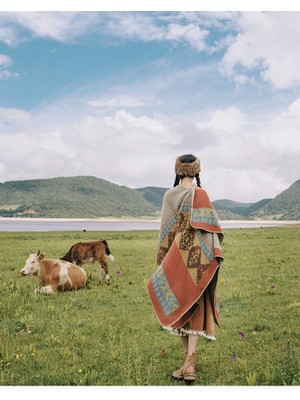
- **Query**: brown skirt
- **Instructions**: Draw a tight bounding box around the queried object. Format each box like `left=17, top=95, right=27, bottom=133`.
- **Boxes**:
left=163, top=289, right=216, bottom=341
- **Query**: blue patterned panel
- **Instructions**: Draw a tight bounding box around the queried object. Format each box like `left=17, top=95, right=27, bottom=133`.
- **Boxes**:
left=196, top=230, right=214, bottom=262
left=179, top=203, right=191, bottom=213
left=151, top=264, right=180, bottom=317
left=191, top=207, right=219, bottom=226
left=158, top=214, right=177, bottom=246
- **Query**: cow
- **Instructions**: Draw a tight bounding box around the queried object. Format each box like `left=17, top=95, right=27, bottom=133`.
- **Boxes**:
left=20, top=251, right=87, bottom=294
left=60, top=240, right=114, bottom=285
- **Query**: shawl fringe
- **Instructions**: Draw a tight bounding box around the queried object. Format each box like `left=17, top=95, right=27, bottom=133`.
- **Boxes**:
left=163, top=326, right=216, bottom=341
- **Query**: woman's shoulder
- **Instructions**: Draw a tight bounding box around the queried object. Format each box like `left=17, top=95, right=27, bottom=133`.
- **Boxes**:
left=194, top=186, right=210, bottom=197
left=164, top=185, right=188, bottom=198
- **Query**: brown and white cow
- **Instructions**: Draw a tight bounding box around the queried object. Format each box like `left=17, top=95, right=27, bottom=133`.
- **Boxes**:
left=60, top=240, right=114, bottom=285
left=20, top=251, right=87, bottom=294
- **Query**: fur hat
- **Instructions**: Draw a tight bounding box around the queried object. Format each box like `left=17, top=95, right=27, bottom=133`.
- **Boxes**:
left=175, top=155, right=201, bottom=177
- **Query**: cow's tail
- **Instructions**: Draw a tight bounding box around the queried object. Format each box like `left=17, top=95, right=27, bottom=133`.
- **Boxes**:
left=103, top=240, right=114, bottom=262
left=60, top=245, right=74, bottom=262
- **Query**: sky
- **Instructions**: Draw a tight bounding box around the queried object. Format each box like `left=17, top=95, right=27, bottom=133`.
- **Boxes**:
left=1, top=2, right=300, bottom=203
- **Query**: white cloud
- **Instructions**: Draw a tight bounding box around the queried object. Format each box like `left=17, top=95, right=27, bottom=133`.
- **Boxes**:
left=86, top=95, right=147, bottom=108
left=0, top=70, right=19, bottom=80
left=105, top=110, right=165, bottom=133
left=1, top=98, right=299, bottom=203
left=0, top=107, right=31, bottom=125
left=0, top=11, right=102, bottom=44
left=104, top=13, right=210, bottom=51
left=197, top=106, right=245, bottom=133
left=0, top=53, right=12, bottom=67
left=187, top=101, right=300, bottom=201
left=1, top=10, right=300, bottom=93
left=164, top=22, right=208, bottom=51
left=0, top=107, right=180, bottom=186
left=0, top=24, right=19, bottom=46
left=3, top=10, right=299, bottom=92
left=233, top=74, right=255, bottom=85
left=0, top=53, right=19, bottom=80
left=221, top=12, right=300, bottom=89
left=258, top=98, right=300, bottom=154
left=0, top=11, right=211, bottom=51
left=287, top=97, right=300, bottom=115
left=0, top=11, right=299, bottom=203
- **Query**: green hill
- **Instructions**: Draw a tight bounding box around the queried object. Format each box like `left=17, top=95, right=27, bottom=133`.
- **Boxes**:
left=0, top=177, right=299, bottom=220
left=0, top=176, right=158, bottom=218
left=135, top=187, right=167, bottom=208
left=246, top=198, right=273, bottom=215
left=251, top=179, right=300, bottom=220
left=213, top=198, right=272, bottom=218
left=213, top=199, right=253, bottom=209
left=138, top=181, right=300, bottom=221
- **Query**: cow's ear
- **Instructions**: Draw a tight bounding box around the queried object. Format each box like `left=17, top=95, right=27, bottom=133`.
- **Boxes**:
left=38, top=253, right=45, bottom=260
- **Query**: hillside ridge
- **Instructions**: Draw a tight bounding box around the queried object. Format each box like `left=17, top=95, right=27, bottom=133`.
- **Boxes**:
left=0, top=176, right=299, bottom=220
left=0, top=176, right=158, bottom=218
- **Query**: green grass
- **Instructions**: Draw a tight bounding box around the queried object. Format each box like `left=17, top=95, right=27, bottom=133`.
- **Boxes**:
left=0, top=205, right=19, bottom=211
left=0, top=226, right=299, bottom=386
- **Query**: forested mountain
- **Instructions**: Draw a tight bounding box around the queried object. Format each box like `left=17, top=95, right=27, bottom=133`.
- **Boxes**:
left=139, top=181, right=300, bottom=220
left=213, top=198, right=272, bottom=219
left=0, top=176, right=299, bottom=220
left=0, top=176, right=158, bottom=218
left=251, top=179, right=300, bottom=220
left=135, top=187, right=167, bottom=208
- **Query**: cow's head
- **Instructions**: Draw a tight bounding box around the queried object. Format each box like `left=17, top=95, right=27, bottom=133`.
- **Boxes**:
left=20, top=250, right=45, bottom=276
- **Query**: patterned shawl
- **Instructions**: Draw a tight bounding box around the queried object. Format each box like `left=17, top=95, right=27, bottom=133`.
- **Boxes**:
left=147, top=185, right=224, bottom=329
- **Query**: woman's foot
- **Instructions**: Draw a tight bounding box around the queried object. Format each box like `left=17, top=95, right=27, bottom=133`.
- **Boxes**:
left=171, top=351, right=187, bottom=380
left=183, top=353, right=196, bottom=383
left=171, top=365, right=185, bottom=380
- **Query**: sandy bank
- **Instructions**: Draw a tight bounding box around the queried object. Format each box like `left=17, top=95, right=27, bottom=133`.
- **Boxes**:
left=0, top=217, right=298, bottom=225
left=220, top=220, right=299, bottom=226
left=0, top=217, right=161, bottom=223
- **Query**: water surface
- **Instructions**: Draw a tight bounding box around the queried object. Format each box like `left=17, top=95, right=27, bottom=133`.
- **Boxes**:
left=0, top=219, right=289, bottom=232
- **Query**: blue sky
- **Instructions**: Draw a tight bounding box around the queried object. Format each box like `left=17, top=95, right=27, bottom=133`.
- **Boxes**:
left=1, top=5, right=300, bottom=202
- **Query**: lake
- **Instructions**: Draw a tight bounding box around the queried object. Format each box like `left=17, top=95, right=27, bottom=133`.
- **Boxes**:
left=0, top=218, right=293, bottom=232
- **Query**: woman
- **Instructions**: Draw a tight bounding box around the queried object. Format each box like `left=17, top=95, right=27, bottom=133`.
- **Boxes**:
left=148, top=154, right=224, bottom=383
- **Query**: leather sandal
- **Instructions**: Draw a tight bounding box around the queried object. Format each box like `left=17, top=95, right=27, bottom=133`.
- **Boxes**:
left=183, top=353, right=196, bottom=383
left=171, top=352, right=187, bottom=380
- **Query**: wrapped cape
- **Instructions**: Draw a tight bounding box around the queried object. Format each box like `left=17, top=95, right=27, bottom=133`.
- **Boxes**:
left=148, top=185, right=224, bottom=329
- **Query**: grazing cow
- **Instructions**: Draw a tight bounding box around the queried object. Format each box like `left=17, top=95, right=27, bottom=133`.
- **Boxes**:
left=20, top=251, right=87, bottom=294
left=60, top=240, right=114, bottom=285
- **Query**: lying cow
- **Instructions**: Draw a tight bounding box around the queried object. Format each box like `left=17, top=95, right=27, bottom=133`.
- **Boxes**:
left=60, top=240, right=114, bottom=285
left=20, top=251, right=87, bottom=294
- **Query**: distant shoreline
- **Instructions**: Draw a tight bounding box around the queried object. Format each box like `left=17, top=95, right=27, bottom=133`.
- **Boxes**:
left=220, top=220, right=299, bottom=226
left=0, top=217, right=299, bottom=225
left=0, top=216, right=161, bottom=223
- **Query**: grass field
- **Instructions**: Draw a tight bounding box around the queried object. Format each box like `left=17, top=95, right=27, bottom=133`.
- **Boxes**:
left=0, top=225, right=299, bottom=386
